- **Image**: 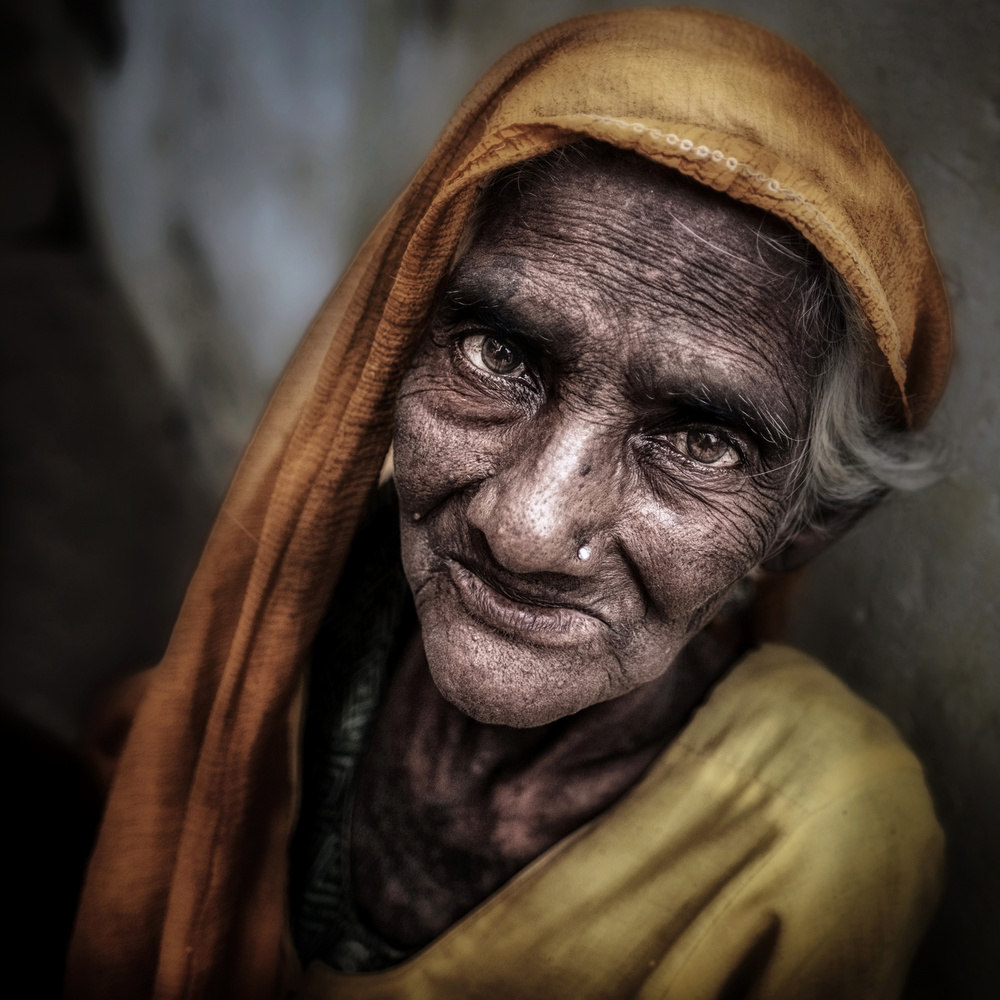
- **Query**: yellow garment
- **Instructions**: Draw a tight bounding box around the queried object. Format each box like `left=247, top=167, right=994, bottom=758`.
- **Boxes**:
left=67, top=10, right=952, bottom=999
left=300, top=645, right=943, bottom=1000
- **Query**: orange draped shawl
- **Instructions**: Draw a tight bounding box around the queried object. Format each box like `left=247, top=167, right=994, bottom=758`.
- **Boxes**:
left=66, top=9, right=951, bottom=998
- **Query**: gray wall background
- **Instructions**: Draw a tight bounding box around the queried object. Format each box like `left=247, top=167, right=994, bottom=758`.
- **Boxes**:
left=74, top=0, right=999, bottom=996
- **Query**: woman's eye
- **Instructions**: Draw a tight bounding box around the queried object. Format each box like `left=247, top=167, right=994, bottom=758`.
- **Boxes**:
left=461, top=333, right=526, bottom=378
left=664, top=429, right=741, bottom=468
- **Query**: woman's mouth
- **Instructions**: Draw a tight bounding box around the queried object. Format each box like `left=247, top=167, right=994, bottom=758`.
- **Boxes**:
left=444, top=558, right=609, bottom=648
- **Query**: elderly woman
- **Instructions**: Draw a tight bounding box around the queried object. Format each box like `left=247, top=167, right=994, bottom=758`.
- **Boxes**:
left=67, top=9, right=950, bottom=1000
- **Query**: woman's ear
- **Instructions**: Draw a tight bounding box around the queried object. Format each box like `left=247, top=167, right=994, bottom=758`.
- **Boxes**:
left=761, top=499, right=881, bottom=573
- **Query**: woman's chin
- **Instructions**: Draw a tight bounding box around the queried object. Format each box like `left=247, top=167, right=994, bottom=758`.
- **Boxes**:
left=421, top=622, right=609, bottom=729
left=429, top=670, right=582, bottom=728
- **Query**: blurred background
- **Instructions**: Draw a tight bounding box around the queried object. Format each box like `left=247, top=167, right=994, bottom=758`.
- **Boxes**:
left=1, top=0, right=996, bottom=995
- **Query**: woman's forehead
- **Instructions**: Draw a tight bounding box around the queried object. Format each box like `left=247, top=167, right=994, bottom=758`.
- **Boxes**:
left=445, top=146, right=823, bottom=433
left=460, top=146, right=823, bottom=339
left=470, top=144, right=804, bottom=266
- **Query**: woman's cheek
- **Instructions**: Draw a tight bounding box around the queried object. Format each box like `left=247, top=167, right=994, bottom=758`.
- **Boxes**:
left=393, top=383, right=500, bottom=514
left=629, top=494, right=768, bottom=624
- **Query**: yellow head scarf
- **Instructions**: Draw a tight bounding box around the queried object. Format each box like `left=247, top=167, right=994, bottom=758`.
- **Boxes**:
left=67, top=9, right=951, bottom=998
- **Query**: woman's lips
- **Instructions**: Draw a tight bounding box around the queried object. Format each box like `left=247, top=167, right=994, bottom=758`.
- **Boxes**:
left=444, top=558, right=608, bottom=648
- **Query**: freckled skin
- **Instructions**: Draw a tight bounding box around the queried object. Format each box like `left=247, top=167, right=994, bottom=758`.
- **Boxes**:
left=352, top=147, right=824, bottom=949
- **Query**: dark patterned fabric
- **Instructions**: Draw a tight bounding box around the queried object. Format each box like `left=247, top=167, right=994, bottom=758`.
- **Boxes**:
left=290, top=485, right=416, bottom=972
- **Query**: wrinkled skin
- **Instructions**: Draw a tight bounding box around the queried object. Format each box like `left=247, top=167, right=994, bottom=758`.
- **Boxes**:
left=353, top=147, right=826, bottom=949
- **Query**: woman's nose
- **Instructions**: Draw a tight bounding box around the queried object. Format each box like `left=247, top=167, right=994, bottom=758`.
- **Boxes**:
left=465, top=418, right=617, bottom=576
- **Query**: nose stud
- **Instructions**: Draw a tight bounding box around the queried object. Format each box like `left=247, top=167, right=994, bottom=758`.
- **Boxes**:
left=577, top=544, right=592, bottom=562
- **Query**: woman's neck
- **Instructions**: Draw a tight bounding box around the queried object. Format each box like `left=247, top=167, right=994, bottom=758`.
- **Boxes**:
left=350, top=612, right=752, bottom=950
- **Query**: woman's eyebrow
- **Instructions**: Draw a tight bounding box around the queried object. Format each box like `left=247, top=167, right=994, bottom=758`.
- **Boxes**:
left=647, top=381, right=799, bottom=450
left=438, top=284, right=560, bottom=347
left=441, top=278, right=801, bottom=450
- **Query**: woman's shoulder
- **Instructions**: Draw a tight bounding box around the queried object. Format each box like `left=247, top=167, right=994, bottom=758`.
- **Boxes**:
left=670, top=642, right=938, bottom=823
left=628, top=643, right=946, bottom=999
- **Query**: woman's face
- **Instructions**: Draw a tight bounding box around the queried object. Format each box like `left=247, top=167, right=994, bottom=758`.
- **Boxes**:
left=393, top=149, right=822, bottom=727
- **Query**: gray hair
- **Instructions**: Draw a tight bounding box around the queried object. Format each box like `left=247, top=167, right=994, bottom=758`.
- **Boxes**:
left=767, top=232, right=942, bottom=549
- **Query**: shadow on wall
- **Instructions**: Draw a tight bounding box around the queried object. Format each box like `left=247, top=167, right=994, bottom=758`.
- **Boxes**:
left=787, top=482, right=1000, bottom=999
left=0, top=2, right=213, bottom=992
left=0, top=0, right=995, bottom=997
